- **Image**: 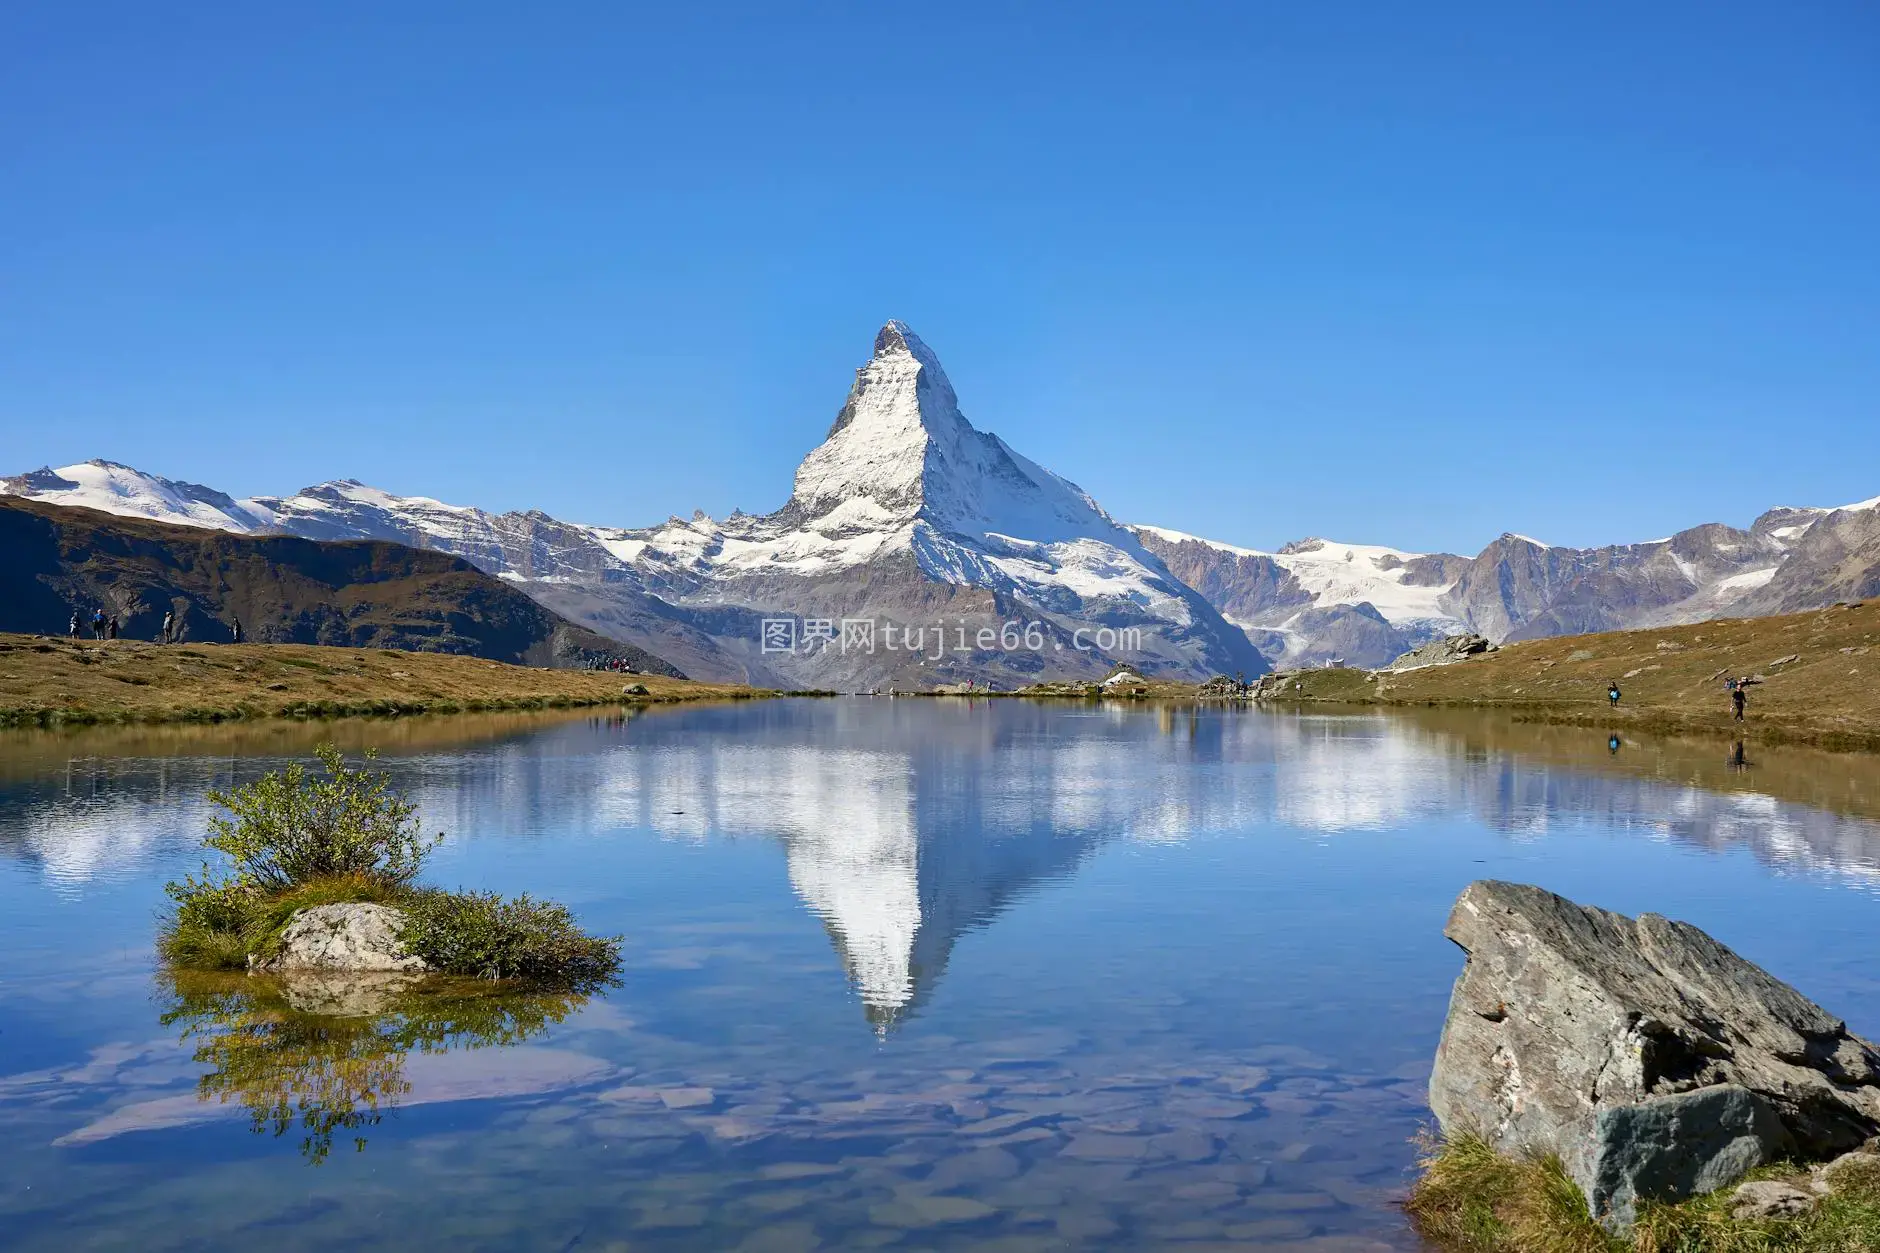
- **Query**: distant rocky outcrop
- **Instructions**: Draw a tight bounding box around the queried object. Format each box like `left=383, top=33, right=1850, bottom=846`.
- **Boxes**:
left=1382, top=633, right=1496, bottom=671
left=0, top=496, right=681, bottom=673
left=1429, top=881, right=1880, bottom=1231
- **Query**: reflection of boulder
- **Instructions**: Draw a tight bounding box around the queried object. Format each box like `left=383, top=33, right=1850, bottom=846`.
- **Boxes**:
left=277, top=972, right=423, bottom=1017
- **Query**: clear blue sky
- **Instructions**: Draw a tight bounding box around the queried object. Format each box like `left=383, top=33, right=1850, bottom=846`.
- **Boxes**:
left=2, top=2, right=1875, bottom=554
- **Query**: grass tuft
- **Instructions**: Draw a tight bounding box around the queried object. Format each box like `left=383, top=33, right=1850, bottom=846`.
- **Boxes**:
left=1409, top=1129, right=1880, bottom=1253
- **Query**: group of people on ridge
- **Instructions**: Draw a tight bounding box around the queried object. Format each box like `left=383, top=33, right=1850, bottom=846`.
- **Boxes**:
left=72, top=608, right=121, bottom=640
left=66, top=606, right=243, bottom=645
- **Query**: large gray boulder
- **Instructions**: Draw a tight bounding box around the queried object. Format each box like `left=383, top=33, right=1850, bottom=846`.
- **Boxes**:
left=1429, top=881, right=1880, bottom=1231
left=258, top=902, right=427, bottom=974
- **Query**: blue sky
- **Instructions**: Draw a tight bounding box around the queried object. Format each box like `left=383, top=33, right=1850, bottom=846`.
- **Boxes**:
left=2, top=2, right=1875, bottom=554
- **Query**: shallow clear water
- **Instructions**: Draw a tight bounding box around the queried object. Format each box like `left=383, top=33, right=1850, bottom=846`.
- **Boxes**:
left=2, top=699, right=1878, bottom=1252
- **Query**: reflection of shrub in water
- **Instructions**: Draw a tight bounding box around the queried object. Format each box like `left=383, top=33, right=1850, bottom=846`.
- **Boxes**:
left=158, top=970, right=595, bottom=1163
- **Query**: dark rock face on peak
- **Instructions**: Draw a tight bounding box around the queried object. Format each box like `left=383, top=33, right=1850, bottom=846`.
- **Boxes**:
left=0, top=467, right=81, bottom=495
left=1430, top=880, right=1880, bottom=1231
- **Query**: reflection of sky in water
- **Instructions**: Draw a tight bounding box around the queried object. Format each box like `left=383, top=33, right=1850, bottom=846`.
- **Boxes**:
left=2, top=701, right=1878, bottom=1252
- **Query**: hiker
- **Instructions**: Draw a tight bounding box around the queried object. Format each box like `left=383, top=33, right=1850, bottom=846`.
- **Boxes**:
left=160, top=610, right=174, bottom=643
left=91, top=608, right=106, bottom=640
left=1732, top=679, right=1748, bottom=722
left=230, top=616, right=243, bottom=644
left=107, top=615, right=119, bottom=640
left=68, top=611, right=79, bottom=639
left=1606, top=679, right=1621, bottom=708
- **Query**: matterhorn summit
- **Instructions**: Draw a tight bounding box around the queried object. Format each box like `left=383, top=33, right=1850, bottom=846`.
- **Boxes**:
left=604, top=321, right=1267, bottom=687
left=787, top=321, right=1108, bottom=543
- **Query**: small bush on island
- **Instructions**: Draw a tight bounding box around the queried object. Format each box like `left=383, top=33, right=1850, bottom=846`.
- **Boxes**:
left=160, top=744, right=620, bottom=987
left=1406, top=1129, right=1880, bottom=1253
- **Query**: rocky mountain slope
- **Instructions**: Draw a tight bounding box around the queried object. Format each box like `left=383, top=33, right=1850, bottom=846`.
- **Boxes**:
left=0, top=497, right=677, bottom=672
left=1132, top=497, right=1878, bottom=668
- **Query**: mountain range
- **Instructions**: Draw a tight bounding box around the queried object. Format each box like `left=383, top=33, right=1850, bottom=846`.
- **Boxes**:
left=6, top=321, right=1877, bottom=681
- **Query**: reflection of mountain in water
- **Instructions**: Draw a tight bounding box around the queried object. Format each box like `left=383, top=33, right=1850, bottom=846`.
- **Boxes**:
left=5, top=703, right=1880, bottom=1028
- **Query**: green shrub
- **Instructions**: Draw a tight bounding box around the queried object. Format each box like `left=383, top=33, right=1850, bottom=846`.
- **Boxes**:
left=401, top=890, right=621, bottom=984
left=203, top=744, right=439, bottom=893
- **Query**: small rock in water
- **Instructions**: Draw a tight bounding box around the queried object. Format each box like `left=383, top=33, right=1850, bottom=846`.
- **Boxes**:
left=1730, top=1180, right=1817, bottom=1220
left=867, top=1195, right=996, bottom=1228
left=657, top=1086, right=716, bottom=1109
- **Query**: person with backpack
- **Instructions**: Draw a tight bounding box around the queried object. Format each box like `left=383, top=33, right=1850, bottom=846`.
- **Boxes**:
left=1607, top=679, right=1621, bottom=708
left=68, top=610, right=80, bottom=638
left=230, top=616, right=243, bottom=644
left=91, top=608, right=106, bottom=640
left=106, top=615, right=119, bottom=640
left=160, top=610, right=174, bottom=643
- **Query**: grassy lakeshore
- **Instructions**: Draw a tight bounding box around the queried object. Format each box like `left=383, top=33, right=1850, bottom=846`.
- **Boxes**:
left=1263, top=602, right=1880, bottom=751
left=0, top=632, right=761, bottom=727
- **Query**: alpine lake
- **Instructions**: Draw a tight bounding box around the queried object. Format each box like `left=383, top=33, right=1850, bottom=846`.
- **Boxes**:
left=2, top=699, right=1877, bottom=1252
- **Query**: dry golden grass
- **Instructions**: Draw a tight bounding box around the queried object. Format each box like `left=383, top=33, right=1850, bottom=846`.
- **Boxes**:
left=1408, top=1130, right=1880, bottom=1253
left=1273, top=602, right=1880, bottom=751
left=0, top=633, right=762, bottom=726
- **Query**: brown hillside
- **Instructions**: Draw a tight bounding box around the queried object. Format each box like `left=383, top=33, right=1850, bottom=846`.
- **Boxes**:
left=1274, top=601, right=1880, bottom=749
left=0, top=633, right=756, bottom=727
left=0, top=496, right=678, bottom=674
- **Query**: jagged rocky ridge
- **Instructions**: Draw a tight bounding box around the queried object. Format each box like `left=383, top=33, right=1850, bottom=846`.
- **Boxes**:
left=1134, top=495, right=1880, bottom=668
left=6, top=323, right=1877, bottom=680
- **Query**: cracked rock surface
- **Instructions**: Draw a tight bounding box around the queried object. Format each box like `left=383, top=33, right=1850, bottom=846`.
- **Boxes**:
left=258, top=902, right=428, bottom=975
left=1429, top=880, right=1880, bottom=1230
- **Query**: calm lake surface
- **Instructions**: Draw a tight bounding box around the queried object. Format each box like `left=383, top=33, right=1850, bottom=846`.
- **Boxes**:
left=3, top=699, right=1878, bottom=1252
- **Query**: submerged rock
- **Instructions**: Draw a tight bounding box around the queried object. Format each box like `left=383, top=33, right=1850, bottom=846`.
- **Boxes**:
left=1429, top=880, right=1880, bottom=1231
left=258, top=902, right=427, bottom=974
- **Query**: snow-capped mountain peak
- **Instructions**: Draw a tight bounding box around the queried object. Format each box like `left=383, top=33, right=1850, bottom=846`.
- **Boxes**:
left=787, top=320, right=1107, bottom=546
left=0, top=459, right=279, bottom=532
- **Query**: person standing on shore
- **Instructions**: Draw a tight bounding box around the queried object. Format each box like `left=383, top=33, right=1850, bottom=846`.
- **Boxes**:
left=1732, top=679, right=1748, bottom=722
left=1607, top=679, right=1621, bottom=708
